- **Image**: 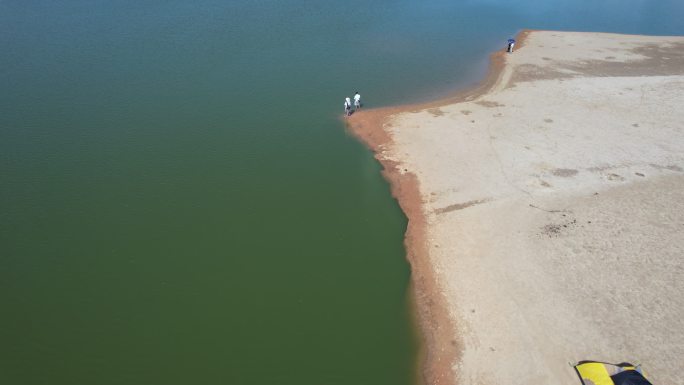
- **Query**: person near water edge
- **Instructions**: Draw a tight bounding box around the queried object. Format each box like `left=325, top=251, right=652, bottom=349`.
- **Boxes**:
left=354, top=92, right=361, bottom=109
left=344, top=97, right=352, bottom=116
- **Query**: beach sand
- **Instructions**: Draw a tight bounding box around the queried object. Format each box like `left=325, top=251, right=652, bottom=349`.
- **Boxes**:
left=348, top=31, right=684, bottom=385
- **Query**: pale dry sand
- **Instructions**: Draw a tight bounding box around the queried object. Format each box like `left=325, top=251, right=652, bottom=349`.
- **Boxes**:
left=349, top=31, right=684, bottom=385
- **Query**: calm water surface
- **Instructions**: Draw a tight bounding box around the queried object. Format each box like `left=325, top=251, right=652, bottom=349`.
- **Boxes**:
left=2, top=1, right=682, bottom=384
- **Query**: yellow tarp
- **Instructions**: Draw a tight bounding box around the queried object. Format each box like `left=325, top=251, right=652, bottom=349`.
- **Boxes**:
left=574, top=361, right=643, bottom=385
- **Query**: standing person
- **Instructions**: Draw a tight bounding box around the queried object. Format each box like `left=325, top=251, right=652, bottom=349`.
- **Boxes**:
left=507, top=39, right=515, bottom=53
left=353, top=91, right=361, bottom=109
left=344, top=98, right=351, bottom=116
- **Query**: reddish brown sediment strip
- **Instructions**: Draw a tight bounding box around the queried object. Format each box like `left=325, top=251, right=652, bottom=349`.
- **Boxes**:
left=344, top=30, right=532, bottom=385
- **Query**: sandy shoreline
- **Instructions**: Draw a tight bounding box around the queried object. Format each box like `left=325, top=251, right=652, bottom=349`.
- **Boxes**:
left=347, top=31, right=684, bottom=385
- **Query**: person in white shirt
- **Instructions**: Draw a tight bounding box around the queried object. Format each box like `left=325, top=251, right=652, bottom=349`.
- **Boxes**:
left=508, top=41, right=515, bottom=53
left=344, top=98, right=352, bottom=116
left=353, top=92, right=361, bottom=109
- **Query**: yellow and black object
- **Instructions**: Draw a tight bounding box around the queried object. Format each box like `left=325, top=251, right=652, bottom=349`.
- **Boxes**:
left=574, top=361, right=652, bottom=385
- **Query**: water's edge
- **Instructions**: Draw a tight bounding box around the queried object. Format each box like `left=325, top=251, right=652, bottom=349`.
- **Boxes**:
left=344, top=30, right=531, bottom=385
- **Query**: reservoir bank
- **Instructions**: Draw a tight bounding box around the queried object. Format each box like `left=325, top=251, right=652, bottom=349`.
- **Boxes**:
left=2, top=1, right=684, bottom=384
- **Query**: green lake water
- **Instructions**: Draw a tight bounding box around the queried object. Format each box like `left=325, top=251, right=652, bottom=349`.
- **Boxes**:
left=2, top=1, right=683, bottom=384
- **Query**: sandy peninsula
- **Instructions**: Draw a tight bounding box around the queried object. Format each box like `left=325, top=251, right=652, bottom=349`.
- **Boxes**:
left=348, top=31, right=684, bottom=385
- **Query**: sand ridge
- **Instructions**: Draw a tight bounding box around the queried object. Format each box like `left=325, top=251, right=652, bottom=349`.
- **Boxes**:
left=347, top=31, right=684, bottom=385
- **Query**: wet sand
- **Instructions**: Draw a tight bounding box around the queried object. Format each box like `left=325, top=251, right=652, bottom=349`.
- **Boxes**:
left=347, top=31, right=684, bottom=385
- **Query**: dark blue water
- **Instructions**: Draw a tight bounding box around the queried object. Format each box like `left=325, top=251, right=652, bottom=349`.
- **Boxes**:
left=1, top=1, right=682, bottom=384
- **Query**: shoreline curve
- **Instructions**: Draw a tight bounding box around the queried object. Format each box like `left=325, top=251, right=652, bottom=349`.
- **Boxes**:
left=344, top=30, right=533, bottom=385
left=345, top=29, right=684, bottom=385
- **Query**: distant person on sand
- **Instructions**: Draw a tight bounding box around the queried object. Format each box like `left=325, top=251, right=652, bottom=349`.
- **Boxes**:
left=354, top=92, right=361, bottom=109
left=507, top=38, right=515, bottom=53
left=344, top=97, right=352, bottom=116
